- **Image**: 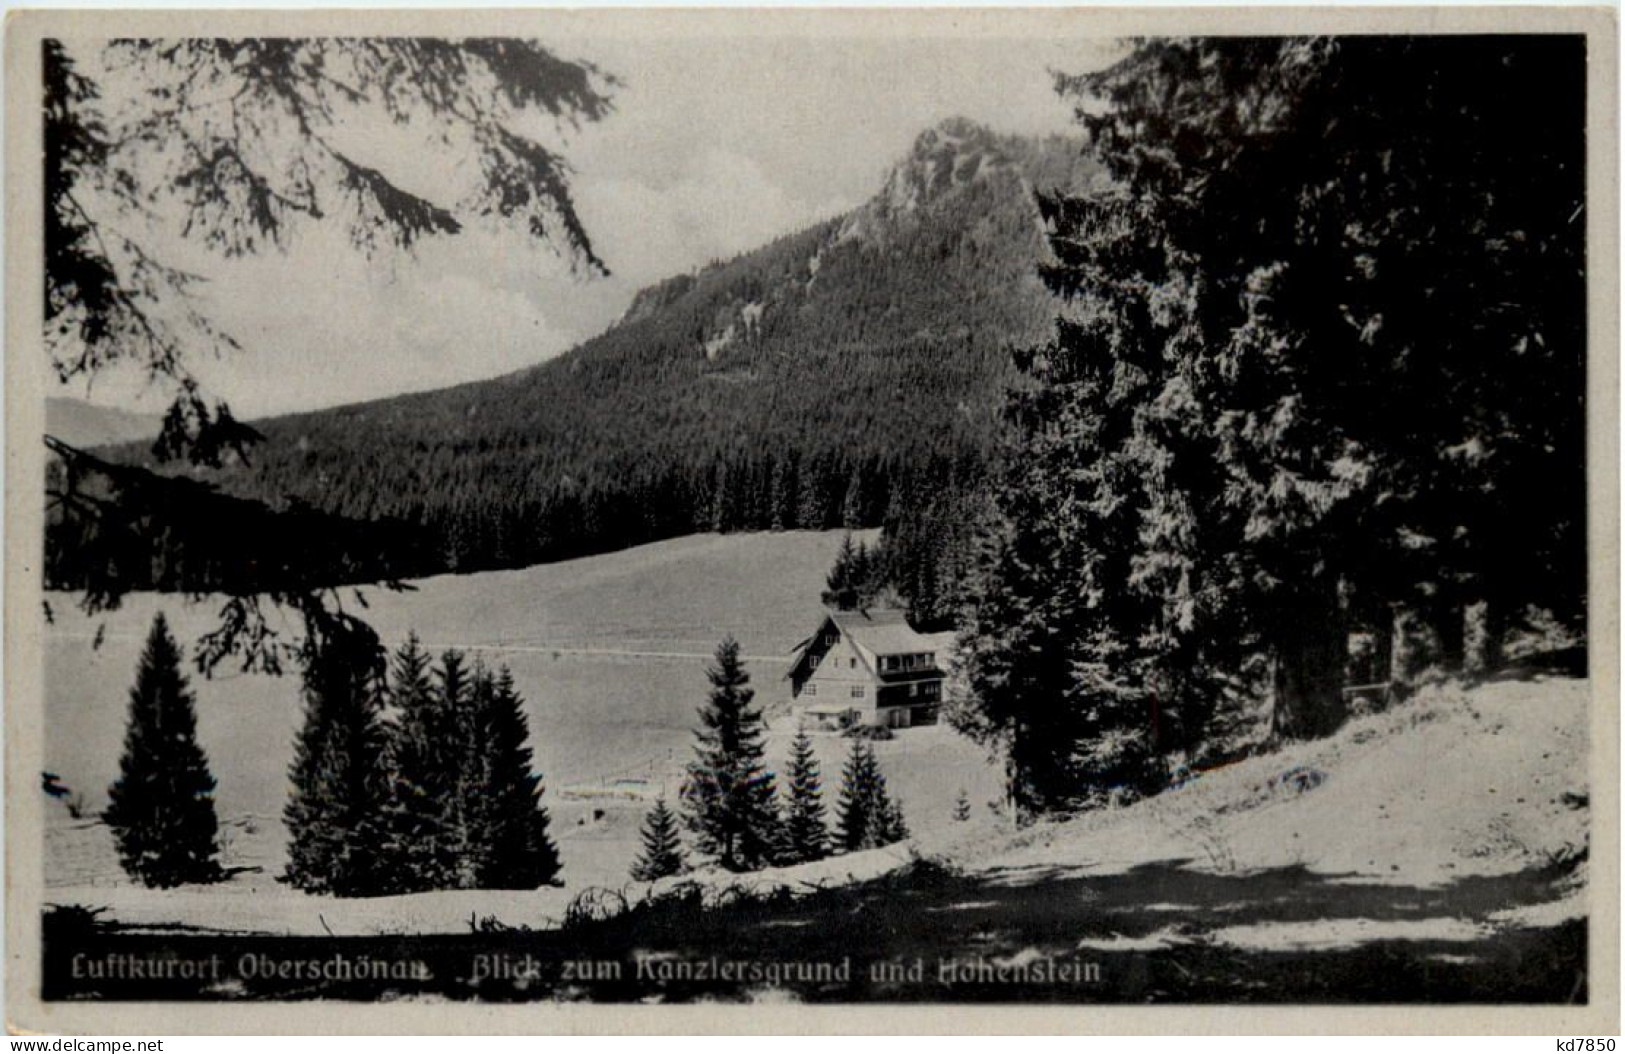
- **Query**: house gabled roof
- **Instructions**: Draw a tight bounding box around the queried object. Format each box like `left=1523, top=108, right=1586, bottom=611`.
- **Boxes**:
left=786, top=608, right=946, bottom=683
left=827, top=608, right=937, bottom=658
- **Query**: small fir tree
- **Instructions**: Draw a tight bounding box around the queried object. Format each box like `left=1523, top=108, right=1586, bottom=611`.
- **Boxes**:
left=283, top=626, right=392, bottom=897
left=779, top=729, right=830, bottom=864
left=681, top=637, right=779, bottom=871
left=952, top=789, right=972, bottom=823
left=876, top=793, right=911, bottom=845
left=630, top=796, right=686, bottom=881
left=836, top=739, right=909, bottom=851
left=105, top=613, right=222, bottom=888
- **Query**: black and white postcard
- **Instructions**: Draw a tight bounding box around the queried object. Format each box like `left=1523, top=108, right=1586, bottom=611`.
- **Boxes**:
left=5, top=6, right=1618, bottom=1035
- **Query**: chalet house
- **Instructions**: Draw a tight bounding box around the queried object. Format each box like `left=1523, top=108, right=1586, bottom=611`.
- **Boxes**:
left=786, top=608, right=947, bottom=731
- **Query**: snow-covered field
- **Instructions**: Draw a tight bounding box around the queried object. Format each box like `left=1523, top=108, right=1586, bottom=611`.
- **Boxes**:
left=979, top=675, right=1589, bottom=885
left=948, top=674, right=1591, bottom=954
left=41, top=529, right=1005, bottom=934
left=40, top=528, right=1589, bottom=949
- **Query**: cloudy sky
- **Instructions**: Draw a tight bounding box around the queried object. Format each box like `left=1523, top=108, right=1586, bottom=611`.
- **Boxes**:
left=65, top=21, right=1122, bottom=418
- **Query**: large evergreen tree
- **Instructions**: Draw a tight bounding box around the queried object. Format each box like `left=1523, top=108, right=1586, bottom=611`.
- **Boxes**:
left=954, top=449, right=1165, bottom=813
left=385, top=648, right=561, bottom=891
left=104, top=613, right=222, bottom=888
left=957, top=36, right=1586, bottom=815
left=283, top=626, right=392, bottom=896
left=779, top=729, right=830, bottom=865
left=380, top=634, right=457, bottom=891
left=429, top=648, right=476, bottom=885
left=1061, top=37, right=1585, bottom=738
left=630, top=796, right=687, bottom=882
left=449, top=659, right=496, bottom=889
left=681, top=637, right=779, bottom=872
left=465, top=666, right=562, bottom=889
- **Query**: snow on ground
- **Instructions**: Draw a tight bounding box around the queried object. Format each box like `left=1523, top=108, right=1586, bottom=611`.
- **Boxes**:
left=42, top=530, right=999, bottom=938
left=943, top=674, right=1590, bottom=954
left=44, top=529, right=1005, bottom=933
left=42, top=803, right=925, bottom=936
left=40, top=522, right=1588, bottom=947
left=44, top=673, right=1587, bottom=947
left=1206, top=917, right=1491, bottom=953
left=41, top=719, right=999, bottom=936
left=977, top=675, right=1589, bottom=887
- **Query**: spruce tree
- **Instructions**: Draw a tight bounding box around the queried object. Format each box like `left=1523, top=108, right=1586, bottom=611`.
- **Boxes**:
left=823, top=534, right=891, bottom=612
left=780, top=729, right=830, bottom=864
left=450, top=660, right=498, bottom=888
left=381, top=634, right=456, bottom=892
left=768, top=456, right=798, bottom=531
left=876, top=794, right=910, bottom=845
left=681, top=637, right=779, bottom=871
left=822, top=533, right=863, bottom=610
left=836, top=739, right=909, bottom=851
left=432, top=648, right=480, bottom=886
left=630, top=796, right=686, bottom=881
left=952, top=789, right=972, bottom=823
left=386, top=648, right=560, bottom=891
left=836, top=739, right=876, bottom=851
left=105, top=613, right=222, bottom=888
left=468, top=667, right=562, bottom=888
left=954, top=38, right=1585, bottom=813
left=840, top=470, right=866, bottom=529
left=283, top=626, right=392, bottom=897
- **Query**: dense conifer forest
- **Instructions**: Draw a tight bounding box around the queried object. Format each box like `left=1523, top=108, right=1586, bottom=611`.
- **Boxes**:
left=954, top=36, right=1588, bottom=814
left=68, top=121, right=1096, bottom=627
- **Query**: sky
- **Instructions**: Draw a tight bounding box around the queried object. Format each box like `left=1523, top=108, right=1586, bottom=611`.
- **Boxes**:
left=64, top=24, right=1123, bottom=418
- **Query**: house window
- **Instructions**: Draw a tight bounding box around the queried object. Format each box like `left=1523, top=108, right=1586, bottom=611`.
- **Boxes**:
left=825, top=634, right=837, bottom=647
left=805, top=683, right=818, bottom=697
left=851, top=685, right=865, bottom=699
left=923, top=682, right=939, bottom=698
left=925, top=653, right=936, bottom=667
left=849, top=657, right=856, bottom=669
left=909, top=683, right=919, bottom=697
left=903, top=655, right=915, bottom=671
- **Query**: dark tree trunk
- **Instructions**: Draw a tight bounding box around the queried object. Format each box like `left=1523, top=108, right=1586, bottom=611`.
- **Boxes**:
left=1368, top=611, right=1394, bottom=687
left=1389, top=609, right=1422, bottom=698
left=1466, top=600, right=1505, bottom=674
left=1432, top=603, right=1466, bottom=672
left=1270, top=579, right=1348, bottom=742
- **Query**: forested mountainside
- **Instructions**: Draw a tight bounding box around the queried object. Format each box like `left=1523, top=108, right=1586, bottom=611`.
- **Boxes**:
left=86, top=119, right=1099, bottom=621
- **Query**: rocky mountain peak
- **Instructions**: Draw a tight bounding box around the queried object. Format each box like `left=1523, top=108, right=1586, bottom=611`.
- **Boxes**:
left=876, top=116, right=1018, bottom=216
